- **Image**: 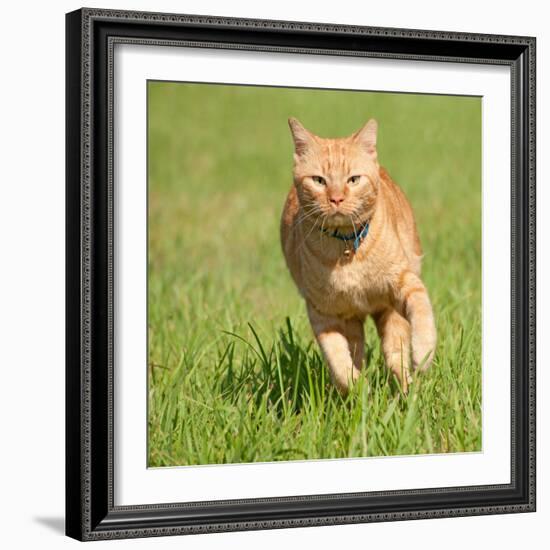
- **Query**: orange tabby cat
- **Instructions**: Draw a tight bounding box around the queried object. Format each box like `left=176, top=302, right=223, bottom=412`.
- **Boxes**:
left=280, top=118, right=436, bottom=394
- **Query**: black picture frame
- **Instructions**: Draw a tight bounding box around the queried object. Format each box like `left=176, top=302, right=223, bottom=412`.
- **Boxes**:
left=66, top=7, right=536, bottom=541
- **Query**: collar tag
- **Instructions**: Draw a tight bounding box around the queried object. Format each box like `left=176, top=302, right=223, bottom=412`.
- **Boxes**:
left=321, top=222, right=370, bottom=251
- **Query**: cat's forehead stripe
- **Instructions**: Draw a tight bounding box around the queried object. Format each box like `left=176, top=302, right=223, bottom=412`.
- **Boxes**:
left=321, top=139, right=351, bottom=174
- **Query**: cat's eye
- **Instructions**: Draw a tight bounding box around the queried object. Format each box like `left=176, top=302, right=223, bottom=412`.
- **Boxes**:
left=312, top=176, right=326, bottom=186
left=348, top=175, right=362, bottom=186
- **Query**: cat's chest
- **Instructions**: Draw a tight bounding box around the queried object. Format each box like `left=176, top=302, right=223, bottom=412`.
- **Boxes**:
left=302, top=253, right=383, bottom=315
left=327, top=258, right=369, bottom=292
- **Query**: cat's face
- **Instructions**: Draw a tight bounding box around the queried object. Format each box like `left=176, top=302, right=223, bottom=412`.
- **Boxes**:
left=289, top=118, right=380, bottom=229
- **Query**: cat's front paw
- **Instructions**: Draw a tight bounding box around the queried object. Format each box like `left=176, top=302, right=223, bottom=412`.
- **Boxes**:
left=412, top=334, right=436, bottom=371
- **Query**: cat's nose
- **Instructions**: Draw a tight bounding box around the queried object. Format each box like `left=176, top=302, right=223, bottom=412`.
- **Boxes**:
left=329, top=195, right=345, bottom=207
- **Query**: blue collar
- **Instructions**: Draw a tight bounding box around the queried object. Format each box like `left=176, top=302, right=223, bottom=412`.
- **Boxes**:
left=321, top=222, right=370, bottom=251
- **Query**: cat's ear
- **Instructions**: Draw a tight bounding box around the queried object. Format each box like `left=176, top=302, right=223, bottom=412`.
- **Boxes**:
left=288, top=117, right=316, bottom=156
left=353, top=119, right=378, bottom=159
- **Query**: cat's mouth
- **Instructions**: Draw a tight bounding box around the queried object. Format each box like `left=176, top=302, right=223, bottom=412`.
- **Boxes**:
left=325, top=211, right=356, bottom=229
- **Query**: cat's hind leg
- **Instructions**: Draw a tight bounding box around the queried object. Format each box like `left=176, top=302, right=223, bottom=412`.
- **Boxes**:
left=306, top=302, right=364, bottom=395
left=373, top=307, right=412, bottom=393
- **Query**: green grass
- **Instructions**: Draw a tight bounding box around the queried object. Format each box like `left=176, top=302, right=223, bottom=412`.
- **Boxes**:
left=147, top=82, right=482, bottom=467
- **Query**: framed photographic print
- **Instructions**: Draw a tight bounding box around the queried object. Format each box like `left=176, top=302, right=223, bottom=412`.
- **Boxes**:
left=65, top=7, right=536, bottom=541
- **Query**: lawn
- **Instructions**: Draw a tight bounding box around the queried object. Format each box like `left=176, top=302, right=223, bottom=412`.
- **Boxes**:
left=147, top=81, right=482, bottom=467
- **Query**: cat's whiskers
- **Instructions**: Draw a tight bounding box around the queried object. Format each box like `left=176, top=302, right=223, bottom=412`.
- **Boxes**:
left=298, top=209, right=320, bottom=225
left=297, top=214, right=322, bottom=252
left=319, top=214, right=328, bottom=252
left=352, top=212, right=368, bottom=231
left=295, top=205, right=321, bottom=227
left=349, top=215, right=358, bottom=242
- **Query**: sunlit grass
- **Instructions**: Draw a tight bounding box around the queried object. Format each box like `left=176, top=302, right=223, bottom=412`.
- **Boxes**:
left=147, top=82, right=482, bottom=466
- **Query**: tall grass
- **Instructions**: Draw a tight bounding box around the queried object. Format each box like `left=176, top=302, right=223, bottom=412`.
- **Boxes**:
left=147, top=82, right=482, bottom=466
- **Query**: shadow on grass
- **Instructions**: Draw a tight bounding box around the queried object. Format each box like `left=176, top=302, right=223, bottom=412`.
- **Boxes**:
left=220, top=318, right=335, bottom=416
left=219, top=318, right=395, bottom=418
